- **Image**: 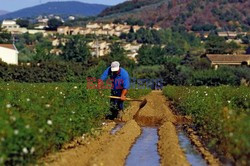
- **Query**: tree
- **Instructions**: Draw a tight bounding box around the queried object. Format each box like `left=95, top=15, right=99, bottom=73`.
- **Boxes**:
left=47, top=18, right=63, bottom=30
left=16, top=19, right=30, bottom=28
left=205, top=35, right=228, bottom=54
left=62, top=36, right=91, bottom=63
left=0, top=31, right=12, bottom=44
left=137, top=45, right=166, bottom=65
left=101, top=43, right=135, bottom=71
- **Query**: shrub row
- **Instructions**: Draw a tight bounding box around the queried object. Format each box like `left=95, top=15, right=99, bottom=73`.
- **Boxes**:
left=163, top=86, right=250, bottom=165
left=0, top=83, right=151, bottom=165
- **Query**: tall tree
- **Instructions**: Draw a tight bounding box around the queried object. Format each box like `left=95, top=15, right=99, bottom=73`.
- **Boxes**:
left=62, top=36, right=91, bottom=63
left=47, top=18, right=63, bottom=30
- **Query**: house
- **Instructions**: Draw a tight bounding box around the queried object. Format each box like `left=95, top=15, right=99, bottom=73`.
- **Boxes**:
left=86, top=23, right=101, bottom=29
left=57, top=26, right=69, bottom=35
left=0, top=44, right=18, bottom=65
left=68, top=16, right=75, bottom=21
left=218, top=31, right=238, bottom=39
left=132, top=25, right=141, bottom=32
left=206, top=54, right=250, bottom=69
left=1, top=20, right=20, bottom=29
left=102, top=24, right=114, bottom=30
left=1, top=20, right=28, bottom=34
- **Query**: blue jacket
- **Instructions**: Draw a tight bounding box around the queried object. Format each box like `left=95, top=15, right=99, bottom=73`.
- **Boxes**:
left=100, top=67, right=130, bottom=90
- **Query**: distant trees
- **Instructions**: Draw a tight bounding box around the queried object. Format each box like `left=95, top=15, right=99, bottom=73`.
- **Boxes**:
left=16, top=19, right=30, bottom=28
left=205, top=35, right=240, bottom=54
left=191, top=24, right=217, bottom=31
left=137, top=45, right=166, bottom=65
left=47, top=18, right=63, bottom=30
left=0, top=31, right=12, bottom=44
left=62, top=36, right=91, bottom=63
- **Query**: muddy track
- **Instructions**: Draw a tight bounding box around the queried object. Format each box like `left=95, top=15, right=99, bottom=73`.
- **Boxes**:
left=43, top=91, right=219, bottom=166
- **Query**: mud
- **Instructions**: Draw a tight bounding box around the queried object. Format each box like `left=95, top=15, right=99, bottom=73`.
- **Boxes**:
left=88, top=120, right=141, bottom=166
left=158, top=121, right=190, bottom=166
left=185, top=127, right=221, bottom=166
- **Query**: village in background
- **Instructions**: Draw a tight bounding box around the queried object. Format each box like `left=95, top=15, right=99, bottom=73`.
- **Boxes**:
left=0, top=13, right=250, bottom=68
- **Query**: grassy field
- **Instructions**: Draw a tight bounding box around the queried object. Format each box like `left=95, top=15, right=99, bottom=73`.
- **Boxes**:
left=163, top=86, right=250, bottom=165
left=0, top=83, right=151, bottom=165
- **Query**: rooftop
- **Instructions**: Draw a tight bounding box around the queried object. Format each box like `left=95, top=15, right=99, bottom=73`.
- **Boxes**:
left=0, top=44, right=16, bottom=50
left=207, top=54, right=250, bottom=63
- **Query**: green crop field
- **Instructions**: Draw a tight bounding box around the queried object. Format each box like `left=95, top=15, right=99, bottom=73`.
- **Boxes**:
left=163, top=86, right=250, bottom=165
left=0, top=83, right=150, bottom=165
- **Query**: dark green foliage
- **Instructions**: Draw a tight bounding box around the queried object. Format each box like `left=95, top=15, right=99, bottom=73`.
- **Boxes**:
left=191, top=24, right=217, bottom=31
left=137, top=45, right=166, bottom=65
left=16, top=19, right=30, bottom=28
left=61, top=36, right=91, bottom=63
left=0, top=61, right=86, bottom=82
left=47, top=18, right=63, bottom=30
left=0, top=31, right=12, bottom=44
left=205, top=35, right=240, bottom=54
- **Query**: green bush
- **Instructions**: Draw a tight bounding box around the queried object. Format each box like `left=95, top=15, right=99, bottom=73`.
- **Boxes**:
left=0, top=83, right=151, bottom=165
left=163, top=86, right=250, bottom=165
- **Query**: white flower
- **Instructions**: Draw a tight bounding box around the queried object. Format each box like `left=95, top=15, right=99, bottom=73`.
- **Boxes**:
left=14, top=129, right=19, bottom=135
left=82, top=134, right=86, bottom=139
left=69, top=118, right=72, bottom=121
left=39, top=128, right=43, bottom=133
left=102, top=122, right=106, bottom=126
left=10, top=116, right=16, bottom=121
left=72, top=111, right=75, bottom=114
left=74, top=86, right=78, bottom=89
left=6, top=104, right=11, bottom=108
left=22, top=147, right=28, bottom=154
left=30, top=147, right=35, bottom=154
left=41, top=96, right=45, bottom=99
left=25, top=125, right=30, bottom=129
left=47, top=120, right=53, bottom=125
left=55, top=87, right=58, bottom=90
left=60, top=92, right=63, bottom=95
left=227, top=100, right=231, bottom=104
left=45, top=104, right=50, bottom=108
left=26, top=98, right=30, bottom=102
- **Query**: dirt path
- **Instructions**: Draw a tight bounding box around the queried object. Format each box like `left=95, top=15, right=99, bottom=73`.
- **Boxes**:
left=43, top=91, right=218, bottom=166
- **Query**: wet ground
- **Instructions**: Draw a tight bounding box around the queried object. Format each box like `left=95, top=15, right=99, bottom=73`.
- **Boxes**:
left=126, top=127, right=160, bottom=166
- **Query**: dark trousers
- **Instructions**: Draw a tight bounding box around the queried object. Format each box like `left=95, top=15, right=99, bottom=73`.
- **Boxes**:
left=107, top=89, right=124, bottom=120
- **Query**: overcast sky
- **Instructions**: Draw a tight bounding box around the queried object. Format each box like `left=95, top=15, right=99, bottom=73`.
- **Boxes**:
left=0, top=0, right=126, bottom=12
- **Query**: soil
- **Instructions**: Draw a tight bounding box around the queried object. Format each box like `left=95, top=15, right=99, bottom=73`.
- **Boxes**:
left=43, top=90, right=220, bottom=166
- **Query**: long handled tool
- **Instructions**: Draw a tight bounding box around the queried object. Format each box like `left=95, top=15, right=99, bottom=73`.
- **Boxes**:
left=108, top=96, right=147, bottom=110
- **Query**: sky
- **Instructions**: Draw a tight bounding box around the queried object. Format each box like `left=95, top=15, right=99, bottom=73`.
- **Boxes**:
left=0, top=0, right=126, bottom=12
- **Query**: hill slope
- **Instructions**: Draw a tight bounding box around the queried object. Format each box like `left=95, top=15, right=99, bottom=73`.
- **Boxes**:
left=99, top=0, right=250, bottom=30
left=0, top=1, right=109, bottom=20
left=0, top=10, right=9, bottom=16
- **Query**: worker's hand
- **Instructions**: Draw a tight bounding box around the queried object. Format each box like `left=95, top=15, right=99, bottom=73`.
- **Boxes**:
left=120, top=95, right=126, bottom=101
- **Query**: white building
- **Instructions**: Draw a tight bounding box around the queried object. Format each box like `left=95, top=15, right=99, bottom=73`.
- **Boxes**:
left=1, top=20, right=20, bottom=29
left=0, top=44, right=18, bottom=65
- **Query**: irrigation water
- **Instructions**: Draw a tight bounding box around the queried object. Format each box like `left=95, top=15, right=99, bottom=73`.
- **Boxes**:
left=125, top=127, right=160, bottom=166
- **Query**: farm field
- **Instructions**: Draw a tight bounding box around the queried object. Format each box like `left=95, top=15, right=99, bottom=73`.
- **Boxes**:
left=0, top=82, right=150, bottom=165
left=1, top=83, right=249, bottom=166
left=163, top=86, right=250, bottom=165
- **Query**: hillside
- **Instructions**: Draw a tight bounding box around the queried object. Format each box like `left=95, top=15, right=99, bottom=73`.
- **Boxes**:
left=0, top=10, right=9, bottom=16
left=0, top=1, right=109, bottom=20
left=99, top=0, right=250, bottom=31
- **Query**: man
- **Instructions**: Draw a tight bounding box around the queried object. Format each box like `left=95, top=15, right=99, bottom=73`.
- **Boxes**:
left=98, top=61, right=130, bottom=120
